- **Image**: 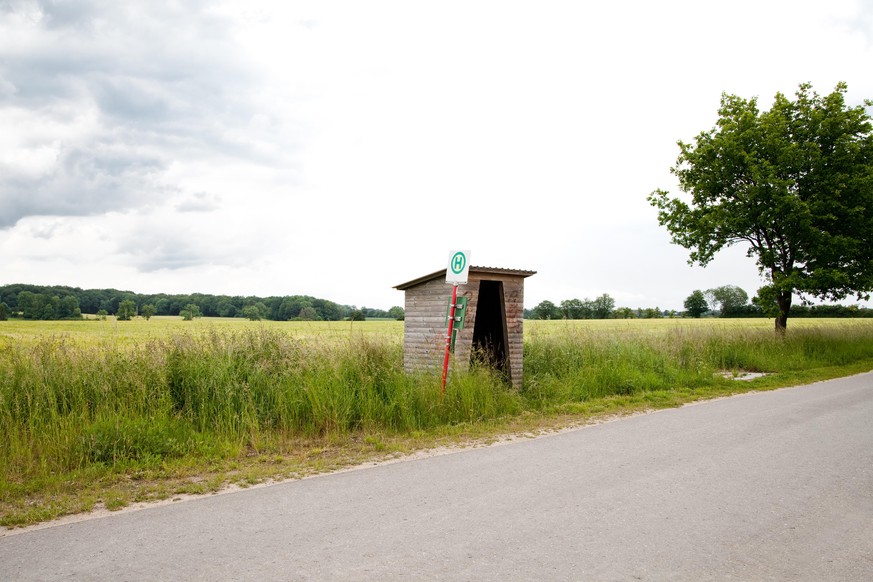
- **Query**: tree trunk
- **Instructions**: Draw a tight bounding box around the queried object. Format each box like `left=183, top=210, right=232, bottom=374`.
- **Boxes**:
left=775, top=292, right=792, bottom=336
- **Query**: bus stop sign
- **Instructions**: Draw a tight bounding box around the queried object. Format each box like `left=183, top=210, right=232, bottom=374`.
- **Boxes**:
left=446, top=250, right=470, bottom=284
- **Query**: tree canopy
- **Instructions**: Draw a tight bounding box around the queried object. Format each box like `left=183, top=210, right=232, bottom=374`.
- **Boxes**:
left=533, top=300, right=560, bottom=320
left=649, top=82, right=873, bottom=332
left=683, top=290, right=708, bottom=318
left=141, top=304, right=157, bottom=320
left=0, top=283, right=376, bottom=322
left=116, top=299, right=137, bottom=321
left=706, top=285, right=749, bottom=317
left=180, top=303, right=202, bottom=321
left=530, top=295, right=627, bottom=320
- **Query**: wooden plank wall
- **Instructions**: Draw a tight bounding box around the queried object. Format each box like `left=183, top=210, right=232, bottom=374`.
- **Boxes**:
left=402, top=276, right=463, bottom=376
left=402, top=272, right=526, bottom=388
left=497, top=274, right=526, bottom=389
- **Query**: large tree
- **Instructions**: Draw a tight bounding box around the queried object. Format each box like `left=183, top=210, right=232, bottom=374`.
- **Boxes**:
left=649, top=82, right=873, bottom=333
left=590, top=294, right=615, bottom=319
left=683, top=290, right=708, bottom=318
left=560, top=298, right=592, bottom=319
left=533, top=300, right=560, bottom=320
left=180, top=303, right=202, bottom=321
left=141, top=304, right=157, bottom=320
left=116, top=299, right=137, bottom=321
left=705, top=285, right=749, bottom=317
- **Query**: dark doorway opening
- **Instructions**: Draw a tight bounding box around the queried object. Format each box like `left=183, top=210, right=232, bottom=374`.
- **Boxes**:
left=471, top=280, right=509, bottom=378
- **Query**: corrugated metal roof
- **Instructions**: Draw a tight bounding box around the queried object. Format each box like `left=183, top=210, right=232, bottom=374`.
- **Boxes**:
left=394, top=266, right=536, bottom=290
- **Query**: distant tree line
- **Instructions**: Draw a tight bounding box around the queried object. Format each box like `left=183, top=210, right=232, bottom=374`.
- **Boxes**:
left=684, top=285, right=873, bottom=319
left=4, top=290, right=83, bottom=320
left=525, top=294, right=677, bottom=320
left=524, top=287, right=873, bottom=321
left=0, top=284, right=404, bottom=322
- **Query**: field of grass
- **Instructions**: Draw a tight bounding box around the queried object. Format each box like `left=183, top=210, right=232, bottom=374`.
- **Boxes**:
left=0, top=316, right=403, bottom=344
left=2, top=314, right=860, bottom=343
left=2, top=316, right=873, bottom=528
left=525, top=316, right=873, bottom=336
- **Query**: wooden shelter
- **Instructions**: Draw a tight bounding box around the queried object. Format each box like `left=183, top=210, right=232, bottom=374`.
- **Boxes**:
left=394, top=266, right=536, bottom=388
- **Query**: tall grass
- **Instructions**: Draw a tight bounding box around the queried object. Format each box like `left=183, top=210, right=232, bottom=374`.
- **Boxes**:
left=522, top=323, right=873, bottom=406
left=2, top=323, right=873, bottom=488
left=0, top=329, right=520, bottom=483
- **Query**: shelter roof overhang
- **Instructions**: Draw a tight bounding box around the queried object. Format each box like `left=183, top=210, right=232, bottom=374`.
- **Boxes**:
left=394, top=266, right=536, bottom=290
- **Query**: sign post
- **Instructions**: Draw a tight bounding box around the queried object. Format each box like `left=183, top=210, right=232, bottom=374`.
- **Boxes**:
left=442, top=251, right=470, bottom=394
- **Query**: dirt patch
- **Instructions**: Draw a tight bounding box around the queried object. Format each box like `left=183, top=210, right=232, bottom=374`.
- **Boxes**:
left=717, top=370, right=771, bottom=381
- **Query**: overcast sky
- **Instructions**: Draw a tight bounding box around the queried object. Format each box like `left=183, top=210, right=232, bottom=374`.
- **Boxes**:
left=2, top=1, right=872, bottom=311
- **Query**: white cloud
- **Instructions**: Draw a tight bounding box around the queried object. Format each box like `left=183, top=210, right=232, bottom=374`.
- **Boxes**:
left=0, top=0, right=305, bottom=227
left=175, top=192, right=222, bottom=213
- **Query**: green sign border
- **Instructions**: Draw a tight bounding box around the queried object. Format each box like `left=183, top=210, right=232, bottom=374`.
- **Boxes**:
left=450, top=251, right=467, bottom=275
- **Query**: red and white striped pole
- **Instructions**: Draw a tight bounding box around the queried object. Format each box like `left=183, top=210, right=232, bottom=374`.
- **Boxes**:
left=441, top=283, right=458, bottom=395
left=442, top=250, right=470, bottom=395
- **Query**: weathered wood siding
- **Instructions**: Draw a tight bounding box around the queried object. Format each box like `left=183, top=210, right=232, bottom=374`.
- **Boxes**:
left=401, top=271, right=527, bottom=388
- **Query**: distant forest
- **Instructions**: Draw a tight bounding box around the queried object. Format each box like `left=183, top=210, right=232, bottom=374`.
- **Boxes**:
left=0, top=283, right=404, bottom=322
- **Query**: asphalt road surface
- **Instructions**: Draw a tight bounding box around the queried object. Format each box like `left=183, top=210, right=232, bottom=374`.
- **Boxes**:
left=2, top=373, right=872, bottom=581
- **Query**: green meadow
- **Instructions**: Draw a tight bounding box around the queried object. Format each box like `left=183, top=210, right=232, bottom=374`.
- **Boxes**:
left=2, top=316, right=873, bottom=527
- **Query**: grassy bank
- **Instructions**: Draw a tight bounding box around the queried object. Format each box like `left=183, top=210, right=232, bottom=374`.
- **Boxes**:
left=2, top=320, right=873, bottom=527
left=523, top=321, right=873, bottom=406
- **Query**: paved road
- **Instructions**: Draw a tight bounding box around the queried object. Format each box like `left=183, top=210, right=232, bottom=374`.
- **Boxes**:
left=2, top=374, right=872, bottom=581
